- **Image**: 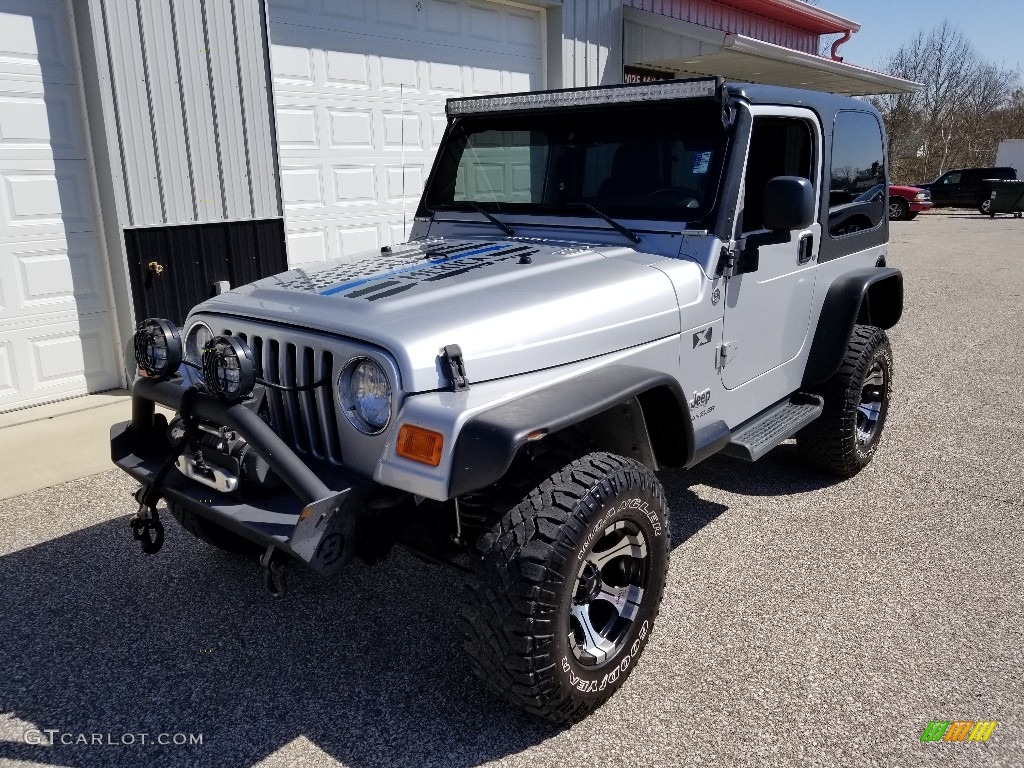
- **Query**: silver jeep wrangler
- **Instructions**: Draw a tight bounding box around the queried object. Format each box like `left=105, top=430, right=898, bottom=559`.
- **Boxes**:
left=114, top=78, right=902, bottom=724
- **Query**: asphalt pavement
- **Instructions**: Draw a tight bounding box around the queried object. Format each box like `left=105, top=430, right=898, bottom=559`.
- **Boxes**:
left=0, top=211, right=1021, bottom=768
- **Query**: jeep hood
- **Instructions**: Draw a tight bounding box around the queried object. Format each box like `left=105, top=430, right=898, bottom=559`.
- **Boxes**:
left=193, top=239, right=682, bottom=392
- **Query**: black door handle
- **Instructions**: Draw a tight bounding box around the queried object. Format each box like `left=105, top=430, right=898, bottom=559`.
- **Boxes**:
left=798, top=233, right=814, bottom=264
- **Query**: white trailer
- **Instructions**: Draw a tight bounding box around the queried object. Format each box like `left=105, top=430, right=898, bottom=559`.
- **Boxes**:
left=995, top=140, right=1024, bottom=175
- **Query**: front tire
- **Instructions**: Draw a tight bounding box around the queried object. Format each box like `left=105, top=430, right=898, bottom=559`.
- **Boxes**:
left=888, top=198, right=910, bottom=221
left=462, top=452, right=670, bottom=724
left=797, top=325, right=893, bottom=477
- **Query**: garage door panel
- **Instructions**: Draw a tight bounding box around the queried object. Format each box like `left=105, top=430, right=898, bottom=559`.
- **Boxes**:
left=333, top=165, right=378, bottom=205
left=0, top=160, right=96, bottom=238
left=285, top=218, right=387, bottom=267
left=0, top=337, right=14, bottom=395
left=0, top=0, right=117, bottom=410
left=0, top=236, right=108, bottom=317
left=0, top=0, right=78, bottom=84
left=0, top=80, right=87, bottom=162
left=276, top=105, right=321, bottom=150
left=321, top=0, right=369, bottom=22
left=0, top=310, right=119, bottom=409
left=281, top=166, right=325, bottom=210
left=325, top=50, right=371, bottom=89
left=271, top=0, right=543, bottom=265
left=329, top=109, right=374, bottom=149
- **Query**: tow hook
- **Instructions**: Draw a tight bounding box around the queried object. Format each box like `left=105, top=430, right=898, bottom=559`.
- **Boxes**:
left=261, top=545, right=288, bottom=599
left=129, top=488, right=165, bottom=555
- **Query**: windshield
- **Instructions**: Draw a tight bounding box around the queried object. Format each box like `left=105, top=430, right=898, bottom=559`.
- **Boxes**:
left=421, top=102, right=729, bottom=224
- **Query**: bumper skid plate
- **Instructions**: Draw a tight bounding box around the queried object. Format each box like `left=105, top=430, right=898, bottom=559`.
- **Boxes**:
left=111, top=384, right=366, bottom=576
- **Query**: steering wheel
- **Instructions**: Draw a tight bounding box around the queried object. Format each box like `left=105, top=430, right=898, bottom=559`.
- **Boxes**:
left=646, top=187, right=700, bottom=207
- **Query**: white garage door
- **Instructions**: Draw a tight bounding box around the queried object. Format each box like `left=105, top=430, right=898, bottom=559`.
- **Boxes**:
left=0, top=0, right=119, bottom=411
left=269, top=0, right=544, bottom=266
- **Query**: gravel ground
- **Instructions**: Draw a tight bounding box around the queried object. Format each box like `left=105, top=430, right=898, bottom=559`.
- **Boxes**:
left=0, top=211, right=1021, bottom=768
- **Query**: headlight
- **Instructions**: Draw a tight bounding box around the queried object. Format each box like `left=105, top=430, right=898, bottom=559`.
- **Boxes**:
left=184, top=322, right=213, bottom=369
left=202, top=335, right=256, bottom=401
left=915, top=192, right=929, bottom=200
left=132, top=318, right=182, bottom=380
left=339, top=358, right=392, bottom=434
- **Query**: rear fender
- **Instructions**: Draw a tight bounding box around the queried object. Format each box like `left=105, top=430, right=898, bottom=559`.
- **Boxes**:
left=803, top=267, right=903, bottom=386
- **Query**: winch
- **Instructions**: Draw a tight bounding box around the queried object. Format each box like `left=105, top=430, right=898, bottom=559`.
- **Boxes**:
left=168, top=417, right=279, bottom=495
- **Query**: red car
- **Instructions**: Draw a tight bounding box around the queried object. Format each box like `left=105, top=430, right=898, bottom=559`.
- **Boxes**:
left=888, top=183, right=933, bottom=220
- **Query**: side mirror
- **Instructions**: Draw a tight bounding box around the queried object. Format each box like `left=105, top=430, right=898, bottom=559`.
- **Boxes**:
left=762, top=176, right=814, bottom=231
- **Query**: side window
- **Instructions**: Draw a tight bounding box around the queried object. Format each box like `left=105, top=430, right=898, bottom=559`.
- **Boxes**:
left=828, top=111, right=885, bottom=238
left=943, top=172, right=962, bottom=185
left=742, top=117, right=814, bottom=232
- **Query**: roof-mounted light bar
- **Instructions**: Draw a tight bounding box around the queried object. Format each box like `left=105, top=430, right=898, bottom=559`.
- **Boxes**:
left=446, top=77, right=720, bottom=116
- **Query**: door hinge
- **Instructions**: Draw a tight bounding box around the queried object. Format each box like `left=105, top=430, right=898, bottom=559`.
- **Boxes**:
left=716, top=341, right=738, bottom=368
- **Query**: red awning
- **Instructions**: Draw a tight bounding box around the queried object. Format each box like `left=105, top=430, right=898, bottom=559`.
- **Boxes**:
left=712, top=0, right=860, bottom=35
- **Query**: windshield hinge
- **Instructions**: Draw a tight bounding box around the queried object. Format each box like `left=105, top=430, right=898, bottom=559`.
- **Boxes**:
left=441, top=344, right=469, bottom=391
left=717, top=238, right=746, bottom=277
left=717, top=244, right=736, bottom=277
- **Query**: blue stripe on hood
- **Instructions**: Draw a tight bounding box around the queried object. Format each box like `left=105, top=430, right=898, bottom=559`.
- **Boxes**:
left=319, top=244, right=509, bottom=296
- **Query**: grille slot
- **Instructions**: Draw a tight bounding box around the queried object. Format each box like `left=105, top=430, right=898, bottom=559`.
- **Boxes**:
left=209, top=319, right=385, bottom=468
left=230, top=330, right=342, bottom=466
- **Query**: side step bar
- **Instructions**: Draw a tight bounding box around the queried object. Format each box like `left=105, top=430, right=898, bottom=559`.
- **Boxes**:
left=721, top=393, right=824, bottom=462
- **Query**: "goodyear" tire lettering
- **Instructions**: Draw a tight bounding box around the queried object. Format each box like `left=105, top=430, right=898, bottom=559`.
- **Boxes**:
left=561, top=620, right=650, bottom=692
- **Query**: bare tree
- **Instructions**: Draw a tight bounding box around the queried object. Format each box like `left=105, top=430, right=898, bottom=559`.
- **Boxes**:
left=871, top=22, right=1022, bottom=182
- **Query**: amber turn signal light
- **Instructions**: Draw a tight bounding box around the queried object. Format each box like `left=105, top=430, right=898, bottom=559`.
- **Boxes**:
left=396, top=425, right=444, bottom=467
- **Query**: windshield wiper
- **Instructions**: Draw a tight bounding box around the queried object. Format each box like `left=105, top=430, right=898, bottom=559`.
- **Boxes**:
left=468, top=202, right=515, bottom=237
left=569, top=202, right=641, bottom=244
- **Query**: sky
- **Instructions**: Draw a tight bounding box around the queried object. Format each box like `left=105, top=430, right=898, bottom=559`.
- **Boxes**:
left=816, top=0, right=1023, bottom=74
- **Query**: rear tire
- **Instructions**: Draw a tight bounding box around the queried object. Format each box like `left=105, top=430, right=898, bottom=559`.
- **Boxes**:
left=797, top=325, right=893, bottom=477
left=167, top=501, right=258, bottom=554
left=462, top=452, right=670, bottom=724
left=978, top=197, right=993, bottom=216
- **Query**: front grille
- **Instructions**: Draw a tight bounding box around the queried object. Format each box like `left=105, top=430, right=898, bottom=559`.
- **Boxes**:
left=232, top=330, right=343, bottom=465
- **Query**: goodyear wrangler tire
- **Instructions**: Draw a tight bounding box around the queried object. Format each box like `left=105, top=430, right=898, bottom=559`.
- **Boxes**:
left=797, top=325, right=893, bottom=477
left=462, top=452, right=670, bottom=724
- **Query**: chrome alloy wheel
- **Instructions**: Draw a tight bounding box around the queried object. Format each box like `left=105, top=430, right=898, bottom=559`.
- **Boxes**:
left=856, top=360, right=887, bottom=445
left=888, top=201, right=903, bottom=219
left=569, top=520, right=649, bottom=666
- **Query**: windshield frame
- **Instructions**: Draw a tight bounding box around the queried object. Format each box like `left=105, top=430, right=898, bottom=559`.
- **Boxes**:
left=417, top=100, right=733, bottom=230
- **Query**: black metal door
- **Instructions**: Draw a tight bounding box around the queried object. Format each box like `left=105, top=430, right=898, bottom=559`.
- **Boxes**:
left=125, top=219, right=288, bottom=325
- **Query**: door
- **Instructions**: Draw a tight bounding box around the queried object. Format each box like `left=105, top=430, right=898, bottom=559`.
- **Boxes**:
left=0, top=0, right=119, bottom=411
left=721, top=111, right=821, bottom=390
left=932, top=171, right=959, bottom=206
left=268, top=0, right=544, bottom=267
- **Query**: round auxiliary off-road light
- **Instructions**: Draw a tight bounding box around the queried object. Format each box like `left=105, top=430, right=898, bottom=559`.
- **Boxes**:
left=133, top=318, right=182, bottom=381
left=202, top=335, right=256, bottom=401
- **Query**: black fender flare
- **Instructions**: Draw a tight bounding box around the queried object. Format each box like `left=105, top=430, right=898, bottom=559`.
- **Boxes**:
left=447, top=365, right=694, bottom=498
left=803, top=267, right=903, bottom=386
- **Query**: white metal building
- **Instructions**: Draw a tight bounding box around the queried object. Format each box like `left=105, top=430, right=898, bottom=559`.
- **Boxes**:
left=0, top=0, right=917, bottom=412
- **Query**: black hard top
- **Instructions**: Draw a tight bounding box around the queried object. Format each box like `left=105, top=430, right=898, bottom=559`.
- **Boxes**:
left=726, top=81, right=878, bottom=118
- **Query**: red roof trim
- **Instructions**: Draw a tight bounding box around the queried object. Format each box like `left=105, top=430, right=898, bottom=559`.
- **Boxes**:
left=711, top=0, right=859, bottom=35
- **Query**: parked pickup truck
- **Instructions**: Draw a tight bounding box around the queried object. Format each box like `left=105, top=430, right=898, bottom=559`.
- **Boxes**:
left=114, top=77, right=902, bottom=724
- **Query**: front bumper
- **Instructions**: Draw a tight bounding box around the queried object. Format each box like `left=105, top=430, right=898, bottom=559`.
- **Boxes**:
left=909, top=201, right=934, bottom=213
left=112, top=377, right=369, bottom=574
